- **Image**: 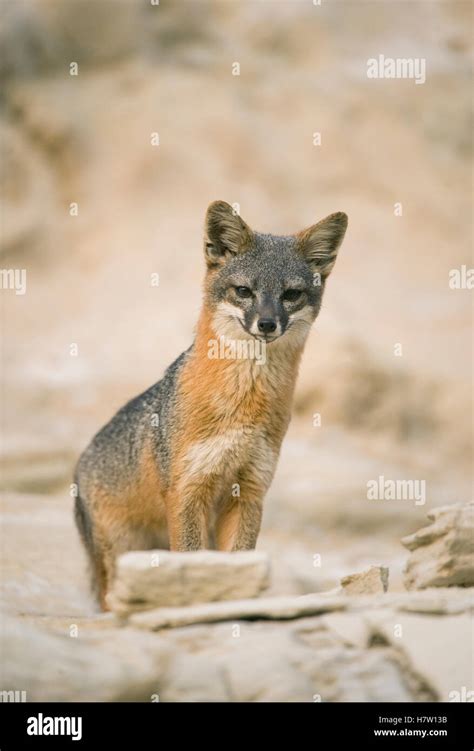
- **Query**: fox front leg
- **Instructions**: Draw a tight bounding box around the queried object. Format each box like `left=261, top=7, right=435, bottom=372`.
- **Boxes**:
left=166, top=474, right=218, bottom=551
left=215, top=475, right=265, bottom=551
left=215, top=497, right=263, bottom=551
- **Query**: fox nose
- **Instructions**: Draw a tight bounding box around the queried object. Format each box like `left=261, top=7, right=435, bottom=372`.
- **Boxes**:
left=257, top=318, right=277, bottom=334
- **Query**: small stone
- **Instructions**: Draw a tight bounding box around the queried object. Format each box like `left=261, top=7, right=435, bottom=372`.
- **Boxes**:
left=340, top=565, right=389, bottom=595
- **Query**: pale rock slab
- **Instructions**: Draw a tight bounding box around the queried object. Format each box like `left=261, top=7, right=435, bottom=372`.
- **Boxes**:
left=0, top=613, right=173, bottom=702
left=402, top=503, right=474, bottom=589
left=128, top=593, right=347, bottom=630
left=157, top=652, right=230, bottom=702
left=394, top=587, right=474, bottom=615
left=216, top=630, right=315, bottom=702
left=365, top=609, right=473, bottom=701
left=321, top=612, right=371, bottom=648
left=108, top=549, right=271, bottom=615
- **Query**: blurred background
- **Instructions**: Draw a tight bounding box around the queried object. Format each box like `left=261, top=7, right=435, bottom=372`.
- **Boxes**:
left=0, top=0, right=472, bottom=616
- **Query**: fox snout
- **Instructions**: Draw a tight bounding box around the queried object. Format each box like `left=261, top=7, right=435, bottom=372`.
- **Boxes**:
left=257, top=318, right=277, bottom=335
left=246, top=299, right=285, bottom=342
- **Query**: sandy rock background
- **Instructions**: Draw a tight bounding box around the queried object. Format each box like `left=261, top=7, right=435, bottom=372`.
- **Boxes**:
left=0, top=0, right=472, bottom=701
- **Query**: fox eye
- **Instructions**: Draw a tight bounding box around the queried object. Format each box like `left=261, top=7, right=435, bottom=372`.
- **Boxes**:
left=235, top=286, right=253, bottom=298
left=283, top=289, right=302, bottom=302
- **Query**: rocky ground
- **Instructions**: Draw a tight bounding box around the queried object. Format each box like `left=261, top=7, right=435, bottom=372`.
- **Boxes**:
left=0, top=1, right=472, bottom=703
left=3, top=587, right=472, bottom=703
left=1, top=502, right=472, bottom=702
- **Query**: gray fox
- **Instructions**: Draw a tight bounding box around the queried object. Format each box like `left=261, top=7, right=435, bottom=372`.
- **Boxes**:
left=74, top=201, right=348, bottom=609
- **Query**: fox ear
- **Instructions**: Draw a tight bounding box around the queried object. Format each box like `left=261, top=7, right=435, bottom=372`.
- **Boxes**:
left=204, top=201, right=253, bottom=268
left=297, top=212, right=348, bottom=279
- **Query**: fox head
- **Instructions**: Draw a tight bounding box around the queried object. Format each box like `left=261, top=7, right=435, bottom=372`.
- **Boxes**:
left=203, top=201, right=348, bottom=347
